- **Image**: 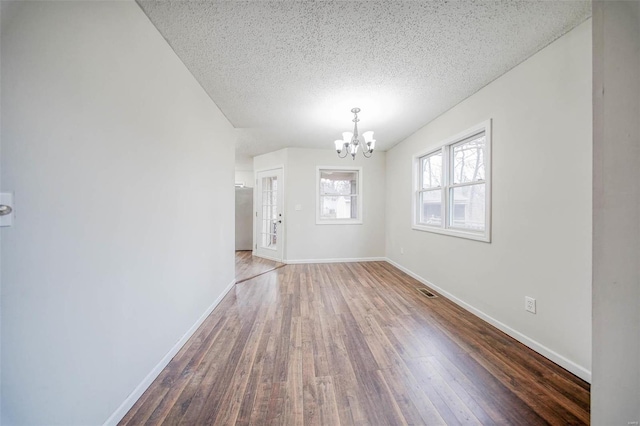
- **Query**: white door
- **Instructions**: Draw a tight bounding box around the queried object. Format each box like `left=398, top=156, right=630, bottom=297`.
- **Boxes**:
left=255, top=168, right=284, bottom=261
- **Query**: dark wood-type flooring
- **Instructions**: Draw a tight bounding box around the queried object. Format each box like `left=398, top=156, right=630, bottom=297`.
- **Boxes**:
left=120, top=261, right=590, bottom=425
left=235, top=250, right=285, bottom=284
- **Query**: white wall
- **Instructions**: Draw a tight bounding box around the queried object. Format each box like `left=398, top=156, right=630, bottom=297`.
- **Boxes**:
left=253, top=148, right=386, bottom=262
left=0, top=3, right=3, bottom=422
left=235, top=171, right=254, bottom=187
left=235, top=153, right=254, bottom=187
left=285, top=148, right=386, bottom=262
left=0, top=1, right=236, bottom=424
left=385, top=20, right=592, bottom=380
left=592, top=1, right=640, bottom=423
left=253, top=148, right=287, bottom=177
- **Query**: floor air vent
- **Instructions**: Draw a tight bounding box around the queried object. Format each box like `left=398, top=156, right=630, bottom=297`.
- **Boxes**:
left=417, top=287, right=438, bottom=298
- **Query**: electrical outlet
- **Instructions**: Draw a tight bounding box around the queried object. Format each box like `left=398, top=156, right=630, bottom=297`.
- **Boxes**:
left=400, top=247, right=404, bottom=255
left=525, top=296, right=536, bottom=314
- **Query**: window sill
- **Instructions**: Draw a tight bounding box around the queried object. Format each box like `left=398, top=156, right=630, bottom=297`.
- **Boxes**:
left=412, top=224, right=490, bottom=242
left=317, top=219, right=363, bottom=225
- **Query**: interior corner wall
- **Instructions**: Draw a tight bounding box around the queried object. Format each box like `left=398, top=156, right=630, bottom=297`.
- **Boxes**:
left=253, top=148, right=386, bottom=263
left=253, top=148, right=288, bottom=177
left=0, top=1, right=236, bottom=424
left=592, top=1, right=640, bottom=424
left=385, top=20, right=592, bottom=380
left=235, top=170, right=254, bottom=187
left=284, top=148, right=386, bottom=262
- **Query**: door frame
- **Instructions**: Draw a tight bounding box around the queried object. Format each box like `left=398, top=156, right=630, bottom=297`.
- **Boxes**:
left=253, top=166, right=285, bottom=262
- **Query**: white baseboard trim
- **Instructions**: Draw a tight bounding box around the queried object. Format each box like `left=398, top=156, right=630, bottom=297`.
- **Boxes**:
left=384, top=258, right=592, bottom=383
left=103, top=278, right=237, bottom=426
left=285, top=257, right=387, bottom=264
left=253, top=252, right=284, bottom=263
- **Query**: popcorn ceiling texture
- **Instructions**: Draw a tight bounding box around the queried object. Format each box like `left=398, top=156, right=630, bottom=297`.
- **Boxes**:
left=137, top=0, right=591, bottom=157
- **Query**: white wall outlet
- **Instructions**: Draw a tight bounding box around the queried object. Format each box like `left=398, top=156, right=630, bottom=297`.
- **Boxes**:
left=294, top=204, right=302, bottom=211
left=400, top=247, right=404, bottom=254
left=525, top=296, right=536, bottom=314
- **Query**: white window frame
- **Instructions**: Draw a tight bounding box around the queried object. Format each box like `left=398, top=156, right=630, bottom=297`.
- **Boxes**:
left=316, top=166, right=363, bottom=225
left=412, top=120, right=491, bottom=242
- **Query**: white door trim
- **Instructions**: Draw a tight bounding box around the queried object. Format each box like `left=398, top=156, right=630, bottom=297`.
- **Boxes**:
left=254, top=166, right=285, bottom=262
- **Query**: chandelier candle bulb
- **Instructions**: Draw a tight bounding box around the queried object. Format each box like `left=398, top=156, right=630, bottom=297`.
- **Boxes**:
left=334, top=107, right=376, bottom=159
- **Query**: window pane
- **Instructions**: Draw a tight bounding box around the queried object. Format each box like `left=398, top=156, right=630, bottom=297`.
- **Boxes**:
left=450, top=183, right=485, bottom=231
left=452, top=133, right=485, bottom=184
left=262, top=176, right=275, bottom=192
left=320, top=170, right=358, bottom=195
left=419, top=190, right=442, bottom=226
left=421, top=152, right=442, bottom=189
left=320, top=195, right=357, bottom=220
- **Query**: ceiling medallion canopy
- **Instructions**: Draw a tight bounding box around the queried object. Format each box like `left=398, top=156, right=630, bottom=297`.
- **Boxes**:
left=334, top=108, right=375, bottom=160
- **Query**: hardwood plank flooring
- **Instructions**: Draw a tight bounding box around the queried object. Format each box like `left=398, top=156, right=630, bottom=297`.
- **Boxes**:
left=235, top=250, right=285, bottom=284
left=120, top=261, right=590, bottom=425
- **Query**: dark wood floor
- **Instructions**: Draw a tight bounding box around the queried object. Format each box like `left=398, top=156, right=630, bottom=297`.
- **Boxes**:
left=235, top=250, right=285, bottom=283
left=120, top=261, right=590, bottom=425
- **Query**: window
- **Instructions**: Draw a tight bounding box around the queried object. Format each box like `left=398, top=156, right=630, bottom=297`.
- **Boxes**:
left=413, top=120, right=491, bottom=242
left=317, top=167, right=362, bottom=224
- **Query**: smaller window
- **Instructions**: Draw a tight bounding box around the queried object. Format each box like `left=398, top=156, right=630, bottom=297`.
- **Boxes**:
left=317, top=167, right=362, bottom=224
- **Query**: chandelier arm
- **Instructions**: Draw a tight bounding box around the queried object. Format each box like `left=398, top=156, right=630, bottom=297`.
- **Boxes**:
left=337, top=149, right=348, bottom=159
left=362, top=149, right=373, bottom=158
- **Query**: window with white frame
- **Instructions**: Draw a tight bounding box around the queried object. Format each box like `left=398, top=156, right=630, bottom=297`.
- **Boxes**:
left=413, top=120, right=491, bottom=242
left=317, top=167, right=362, bottom=224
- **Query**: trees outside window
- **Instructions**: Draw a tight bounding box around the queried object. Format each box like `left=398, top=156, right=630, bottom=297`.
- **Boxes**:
left=413, top=120, right=491, bottom=242
left=317, top=167, right=362, bottom=224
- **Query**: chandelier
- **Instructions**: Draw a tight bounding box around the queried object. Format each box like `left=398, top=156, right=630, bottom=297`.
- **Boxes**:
left=334, top=107, right=376, bottom=159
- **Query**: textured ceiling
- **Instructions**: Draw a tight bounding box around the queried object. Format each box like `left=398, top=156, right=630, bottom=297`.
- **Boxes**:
left=137, top=0, right=591, bottom=158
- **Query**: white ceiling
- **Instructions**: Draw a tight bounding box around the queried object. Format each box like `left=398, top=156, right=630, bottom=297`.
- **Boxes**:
left=136, top=0, right=591, bottom=158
